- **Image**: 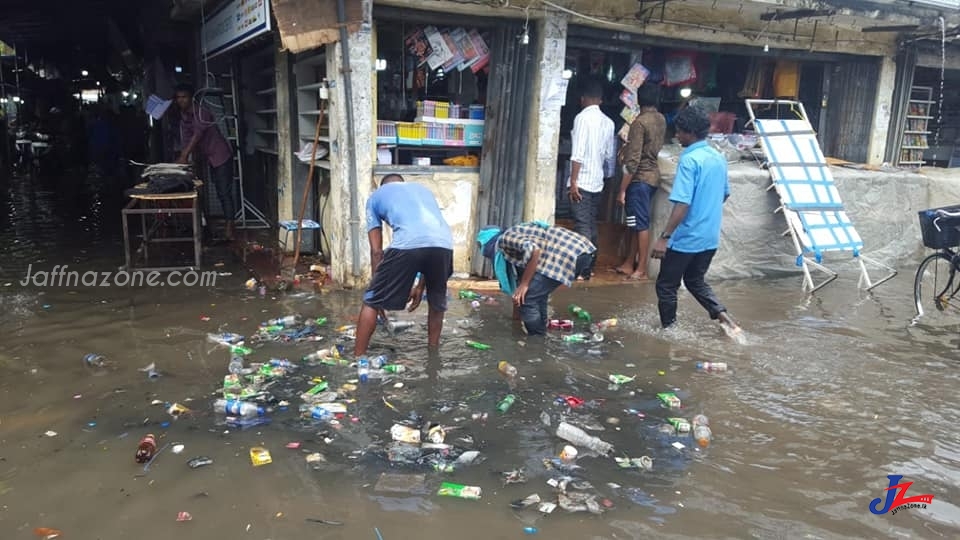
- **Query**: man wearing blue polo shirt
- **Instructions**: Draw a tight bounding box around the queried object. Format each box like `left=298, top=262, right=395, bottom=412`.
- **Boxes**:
left=354, top=174, right=454, bottom=357
left=651, top=106, right=740, bottom=335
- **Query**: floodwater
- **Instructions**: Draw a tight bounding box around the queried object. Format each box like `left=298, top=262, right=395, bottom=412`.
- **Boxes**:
left=1, top=171, right=959, bottom=540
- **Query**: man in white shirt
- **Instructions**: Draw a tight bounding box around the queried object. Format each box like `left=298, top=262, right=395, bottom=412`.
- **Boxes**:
left=568, top=80, right=615, bottom=280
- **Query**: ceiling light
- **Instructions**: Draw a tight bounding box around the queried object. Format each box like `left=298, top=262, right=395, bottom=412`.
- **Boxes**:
left=81, top=69, right=89, bottom=77
left=122, top=91, right=130, bottom=98
left=679, top=88, right=692, bottom=98
left=175, top=66, right=183, bottom=73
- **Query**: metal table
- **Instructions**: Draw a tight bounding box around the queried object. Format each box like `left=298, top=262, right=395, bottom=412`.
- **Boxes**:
left=122, top=183, right=202, bottom=272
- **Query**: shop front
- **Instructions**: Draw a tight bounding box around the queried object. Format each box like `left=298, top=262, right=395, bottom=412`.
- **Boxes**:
left=555, top=24, right=884, bottom=270
left=369, top=5, right=537, bottom=277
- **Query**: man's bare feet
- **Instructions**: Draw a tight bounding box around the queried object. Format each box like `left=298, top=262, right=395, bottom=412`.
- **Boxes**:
left=624, top=272, right=649, bottom=282
left=718, top=312, right=742, bottom=337
left=612, top=264, right=633, bottom=276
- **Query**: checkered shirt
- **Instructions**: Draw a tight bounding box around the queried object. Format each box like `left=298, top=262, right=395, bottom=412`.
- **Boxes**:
left=497, top=224, right=596, bottom=286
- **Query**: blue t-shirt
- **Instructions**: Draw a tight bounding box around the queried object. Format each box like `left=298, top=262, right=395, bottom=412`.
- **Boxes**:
left=366, top=182, right=453, bottom=250
left=668, top=140, right=730, bottom=253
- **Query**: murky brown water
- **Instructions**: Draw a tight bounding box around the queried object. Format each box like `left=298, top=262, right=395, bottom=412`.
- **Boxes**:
left=1, top=171, right=959, bottom=539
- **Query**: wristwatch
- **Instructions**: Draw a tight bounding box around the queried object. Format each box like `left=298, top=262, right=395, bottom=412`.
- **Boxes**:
left=660, top=231, right=671, bottom=239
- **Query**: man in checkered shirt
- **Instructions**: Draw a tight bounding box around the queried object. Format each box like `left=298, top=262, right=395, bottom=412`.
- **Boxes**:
left=477, top=222, right=595, bottom=335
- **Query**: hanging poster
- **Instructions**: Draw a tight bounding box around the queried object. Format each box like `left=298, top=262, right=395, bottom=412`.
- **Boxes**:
left=441, top=30, right=465, bottom=72
left=450, top=27, right=478, bottom=72
left=620, top=88, right=638, bottom=110
left=620, top=106, right=639, bottom=124
left=424, top=26, right=455, bottom=70
left=468, top=30, right=490, bottom=73
left=405, top=28, right=434, bottom=67
left=620, top=63, right=650, bottom=92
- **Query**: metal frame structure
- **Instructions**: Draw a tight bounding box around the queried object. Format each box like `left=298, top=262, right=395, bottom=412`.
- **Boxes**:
left=122, top=195, right=202, bottom=272
left=746, top=99, right=896, bottom=293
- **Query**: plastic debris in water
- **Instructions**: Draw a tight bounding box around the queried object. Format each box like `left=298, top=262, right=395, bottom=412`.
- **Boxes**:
left=176, top=511, right=193, bottom=522
left=33, top=528, right=62, bottom=539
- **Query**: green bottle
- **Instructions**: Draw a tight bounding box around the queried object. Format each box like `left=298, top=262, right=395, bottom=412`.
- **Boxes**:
left=230, top=345, right=253, bottom=356
left=310, top=317, right=328, bottom=326
left=383, top=364, right=406, bottom=373
left=497, top=394, right=516, bottom=414
left=562, top=333, right=589, bottom=343
left=259, top=325, right=284, bottom=334
left=466, top=340, right=491, bottom=350
left=568, top=304, right=592, bottom=323
left=459, top=290, right=482, bottom=300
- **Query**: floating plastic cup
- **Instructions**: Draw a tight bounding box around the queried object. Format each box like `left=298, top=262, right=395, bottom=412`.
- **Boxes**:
left=559, top=445, right=578, bottom=463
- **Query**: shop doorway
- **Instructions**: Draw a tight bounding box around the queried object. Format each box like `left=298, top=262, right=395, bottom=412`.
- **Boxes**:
left=555, top=45, right=824, bottom=269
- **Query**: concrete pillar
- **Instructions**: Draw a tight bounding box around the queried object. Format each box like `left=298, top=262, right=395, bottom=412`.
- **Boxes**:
left=275, top=49, right=296, bottom=235
left=866, top=56, right=897, bottom=166
left=328, top=0, right=374, bottom=289
left=523, top=12, right=568, bottom=224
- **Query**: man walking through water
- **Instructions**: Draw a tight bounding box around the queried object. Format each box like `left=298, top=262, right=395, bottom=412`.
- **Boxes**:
left=354, top=174, right=453, bottom=358
left=651, top=106, right=741, bottom=336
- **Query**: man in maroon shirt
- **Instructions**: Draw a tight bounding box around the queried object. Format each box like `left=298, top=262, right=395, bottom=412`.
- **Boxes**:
left=175, top=84, right=236, bottom=241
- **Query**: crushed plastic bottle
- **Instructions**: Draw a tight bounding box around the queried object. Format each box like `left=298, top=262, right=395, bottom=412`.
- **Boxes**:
left=382, top=364, right=406, bottom=374
left=458, top=290, right=482, bottom=300
left=590, top=318, right=618, bottom=333
left=229, top=345, right=253, bottom=356
left=370, top=355, right=389, bottom=369
left=388, top=320, right=416, bottom=333
left=696, top=361, right=728, bottom=372
left=302, top=346, right=343, bottom=363
left=556, top=422, right=614, bottom=455
left=308, top=403, right=348, bottom=420
left=547, top=319, right=574, bottom=330
left=466, top=340, right=491, bottom=350
left=207, top=332, right=244, bottom=346
left=497, top=394, right=516, bottom=414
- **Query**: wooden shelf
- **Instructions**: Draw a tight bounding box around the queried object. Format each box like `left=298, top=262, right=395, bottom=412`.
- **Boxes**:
left=300, top=135, right=331, bottom=142
left=296, top=159, right=331, bottom=169
left=256, top=129, right=278, bottom=135
left=907, top=115, right=933, bottom=119
left=256, top=109, right=277, bottom=115
left=255, top=146, right=278, bottom=155
left=904, top=130, right=931, bottom=134
left=299, top=110, right=326, bottom=116
left=256, top=87, right=276, bottom=96
left=902, top=145, right=929, bottom=150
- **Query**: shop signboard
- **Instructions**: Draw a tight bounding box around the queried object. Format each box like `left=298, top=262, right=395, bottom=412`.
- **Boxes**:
left=202, top=0, right=272, bottom=58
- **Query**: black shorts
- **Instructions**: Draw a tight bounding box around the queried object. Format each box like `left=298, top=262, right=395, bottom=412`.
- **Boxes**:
left=363, top=247, right=453, bottom=311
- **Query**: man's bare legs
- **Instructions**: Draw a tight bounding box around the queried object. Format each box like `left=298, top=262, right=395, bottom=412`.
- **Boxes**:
left=353, top=304, right=380, bottom=357
left=628, top=229, right=651, bottom=280
left=614, top=232, right=637, bottom=275
left=427, top=306, right=443, bottom=347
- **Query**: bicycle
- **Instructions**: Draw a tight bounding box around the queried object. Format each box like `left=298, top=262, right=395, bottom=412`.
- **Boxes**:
left=913, top=206, right=960, bottom=319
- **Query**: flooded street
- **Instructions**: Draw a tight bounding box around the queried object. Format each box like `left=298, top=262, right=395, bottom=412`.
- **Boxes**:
left=1, top=172, right=959, bottom=540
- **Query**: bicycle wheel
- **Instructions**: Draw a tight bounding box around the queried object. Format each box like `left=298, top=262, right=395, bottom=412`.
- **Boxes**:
left=913, top=251, right=960, bottom=320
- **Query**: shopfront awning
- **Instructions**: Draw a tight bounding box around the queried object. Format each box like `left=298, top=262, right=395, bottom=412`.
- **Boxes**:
left=273, top=0, right=363, bottom=54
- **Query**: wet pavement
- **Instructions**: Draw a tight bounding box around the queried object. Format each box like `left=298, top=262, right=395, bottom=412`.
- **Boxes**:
left=1, top=171, right=959, bottom=539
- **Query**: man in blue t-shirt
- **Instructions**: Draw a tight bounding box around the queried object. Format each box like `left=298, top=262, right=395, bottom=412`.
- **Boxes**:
left=651, top=106, right=740, bottom=335
left=354, top=174, right=454, bottom=357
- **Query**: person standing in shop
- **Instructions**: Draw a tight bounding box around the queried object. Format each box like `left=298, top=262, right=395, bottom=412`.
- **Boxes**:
left=614, top=83, right=666, bottom=281
left=174, top=83, right=236, bottom=241
left=567, top=80, right=615, bottom=281
left=651, top=105, right=740, bottom=336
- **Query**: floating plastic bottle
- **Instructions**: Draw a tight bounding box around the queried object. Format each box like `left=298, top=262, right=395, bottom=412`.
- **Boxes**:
left=207, top=332, right=244, bottom=346
left=591, top=318, right=618, bottom=333
left=383, top=364, right=406, bottom=374
left=693, top=414, right=712, bottom=448
left=264, top=314, right=301, bottom=327
left=370, top=355, right=389, bottom=369
left=357, top=357, right=370, bottom=383
left=309, top=403, right=347, bottom=420
left=555, top=421, right=614, bottom=455
left=437, top=482, right=482, bottom=500
left=497, top=394, right=516, bottom=414
left=228, top=356, right=244, bottom=375
left=214, top=398, right=265, bottom=417
left=466, top=340, right=491, bottom=350
left=568, top=304, right=592, bottom=322
left=302, top=346, right=343, bottom=362
left=458, top=290, right=482, bottom=300
left=308, top=317, right=328, bottom=327
left=83, top=353, right=106, bottom=368
left=388, top=320, right=416, bottom=333
left=498, top=361, right=518, bottom=377
left=562, top=333, right=593, bottom=343
left=135, top=433, right=157, bottom=463
left=696, top=361, right=728, bottom=372
left=657, top=392, right=682, bottom=409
